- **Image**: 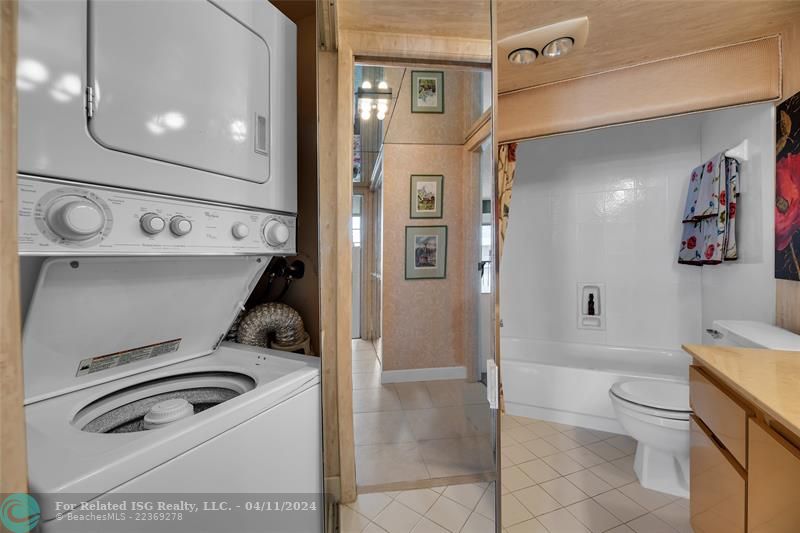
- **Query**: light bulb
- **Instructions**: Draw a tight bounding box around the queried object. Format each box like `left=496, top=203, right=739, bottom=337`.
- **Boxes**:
left=542, top=37, right=574, bottom=58
left=377, top=100, right=388, bottom=113
left=361, top=80, right=372, bottom=89
left=378, top=81, right=388, bottom=89
left=360, top=110, right=371, bottom=120
left=377, top=111, right=386, bottom=121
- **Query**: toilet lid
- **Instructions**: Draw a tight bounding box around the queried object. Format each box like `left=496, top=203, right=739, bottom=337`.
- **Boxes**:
left=610, top=380, right=690, bottom=413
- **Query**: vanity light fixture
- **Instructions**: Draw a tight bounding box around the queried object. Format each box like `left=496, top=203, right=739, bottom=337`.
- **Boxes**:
left=508, top=47, right=538, bottom=65
left=356, top=80, right=392, bottom=121
left=542, top=37, right=574, bottom=58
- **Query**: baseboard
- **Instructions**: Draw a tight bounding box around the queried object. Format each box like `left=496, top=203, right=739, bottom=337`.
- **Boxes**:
left=381, top=366, right=467, bottom=384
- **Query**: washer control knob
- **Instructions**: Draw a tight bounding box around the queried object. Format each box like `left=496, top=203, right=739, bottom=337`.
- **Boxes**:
left=47, top=196, right=105, bottom=240
left=263, top=219, right=290, bottom=247
left=140, top=213, right=166, bottom=234
left=169, top=216, right=192, bottom=236
left=231, top=222, right=250, bottom=240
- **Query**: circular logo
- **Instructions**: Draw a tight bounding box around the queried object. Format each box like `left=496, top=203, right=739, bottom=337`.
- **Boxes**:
left=1, top=494, right=41, bottom=533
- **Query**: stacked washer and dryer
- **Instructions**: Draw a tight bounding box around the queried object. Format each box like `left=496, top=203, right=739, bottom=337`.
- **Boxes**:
left=17, top=1, right=321, bottom=531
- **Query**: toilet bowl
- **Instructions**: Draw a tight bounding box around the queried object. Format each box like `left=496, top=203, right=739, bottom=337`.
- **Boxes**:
left=609, top=379, right=691, bottom=498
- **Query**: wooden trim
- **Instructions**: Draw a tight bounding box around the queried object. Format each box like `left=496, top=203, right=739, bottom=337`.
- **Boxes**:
left=498, top=36, right=782, bottom=144
left=0, top=0, right=28, bottom=494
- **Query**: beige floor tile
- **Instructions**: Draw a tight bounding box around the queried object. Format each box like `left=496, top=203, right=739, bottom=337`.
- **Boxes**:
left=652, top=500, right=692, bottom=533
left=513, top=485, right=562, bottom=517
left=539, top=476, right=590, bottom=507
left=474, top=484, right=496, bottom=519
left=363, top=523, right=389, bottom=533
left=425, top=495, right=472, bottom=532
left=562, top=428, right=607, bottom=446
left=585, top=441, right=629, bottom=461
left=353, top=349, right=378, bottom=361
left=564, top=469, right=614, bottom=497
left=441, top=483, right=488, bottom=511
left=565, top=446, right=607, bottom=468
left=502, top=466, right=536, bottom=492
left=610, top=454, right=636, bottom=476
left=419, top=436, right=494, bottom=478
left=517, top=459, right=561, bottom=484
left=354, top=411, right=416, bottom=445
left=394, top=382, right=435, bottom=410
left=353, top=387, right=403, bottom=413
left=542, top=432, right=582, bottom=452
left=395, top=489, right=440, bottom=515
left=461, top=511, right=495, bottom=533
left=353, top=371, right=382, bottom=389
left=503, top=444, right=537, bottom=466
left=505, top=425, right=541, bottom=443
left=501, top=493, right=534, bottom=527
left=374, top=501, right=423, bottom=533
left=537, top=508, right=591, bottom=533
left=526, top=420, right=561, bottom=437
left=566, top=498, right=622, bottom=533
left=606, top=435, right=638, bottom=454
left=618, top=482, right=677, bottom=511
left=355, top=443, right=430, bottom=486
left=522, top=438, right=560, bottom=458
left=541, top=452, right=585, bottom=476
left=548, top=421, right=578, bottom=432
left=605, top=526, right=635, bottom=533
left=410, top=517, right=449, bottom=533
left=341, top=505, right=372, bottom=533
left=505, top=517, right=548, bottom=533
left=627, top=513, right=676, bottom=533
left=588, top=462, right=638, bottom=488
left=348, top=493, right=393, bottom=520
left=502, top=430, right=521, bottom=447
left=593, top=490, right=648, bottom=522
left=502, top=415, right=523, bottom=429
left=425, top=381, right=463, bottom=407
left=353, top=357, right=381, bottom=373
left=405, top=407, right=483, bottom=441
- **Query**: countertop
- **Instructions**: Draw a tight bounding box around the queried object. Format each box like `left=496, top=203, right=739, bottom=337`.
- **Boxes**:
left=683, top=344, right=800, bottom=439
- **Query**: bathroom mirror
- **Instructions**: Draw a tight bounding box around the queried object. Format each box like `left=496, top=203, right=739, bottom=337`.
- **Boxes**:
left=317, top=1, right=498, bottom=532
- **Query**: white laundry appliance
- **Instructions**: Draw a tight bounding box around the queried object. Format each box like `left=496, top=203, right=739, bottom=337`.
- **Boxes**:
left=18, top=0, right=296, bottom=212
left=16, top=1, right=321, bottom=531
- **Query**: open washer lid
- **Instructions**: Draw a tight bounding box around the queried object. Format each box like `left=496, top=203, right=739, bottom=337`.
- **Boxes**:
left=22, top=256, right=267, bottom=404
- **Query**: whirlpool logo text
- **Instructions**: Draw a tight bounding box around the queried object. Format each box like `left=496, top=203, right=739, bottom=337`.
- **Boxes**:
left=1, top=494, right=41, bottom=533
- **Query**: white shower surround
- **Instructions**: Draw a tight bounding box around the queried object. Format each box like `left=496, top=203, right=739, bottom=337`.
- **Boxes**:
left=501, top=337, right=691, bottom=433
left=500, top=104, right=775, bottom=432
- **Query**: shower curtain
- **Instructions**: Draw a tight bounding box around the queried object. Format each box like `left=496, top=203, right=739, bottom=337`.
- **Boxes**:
left=496, top=142, right=517, bottom=414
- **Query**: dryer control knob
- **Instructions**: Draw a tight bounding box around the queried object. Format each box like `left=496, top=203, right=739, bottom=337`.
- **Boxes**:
left=140, top=213, right=166, bottom=235
left=263, top=219, right=290, bottom=247
left=47, top=196, right=105, bottom=241
left=169, top=216, right=192, bottom=236
left=231, top=222, right=250, bottom=240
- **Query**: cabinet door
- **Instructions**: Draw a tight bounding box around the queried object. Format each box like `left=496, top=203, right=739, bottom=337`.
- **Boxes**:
left=690, top=417, right=745, bottom=533
left=748, top=418, right=800, bottom=533
left=690, top=366, right=748, bottom=467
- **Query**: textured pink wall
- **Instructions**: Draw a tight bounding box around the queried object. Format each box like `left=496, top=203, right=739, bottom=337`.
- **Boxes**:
left=382, top=144, right=467, bottom=371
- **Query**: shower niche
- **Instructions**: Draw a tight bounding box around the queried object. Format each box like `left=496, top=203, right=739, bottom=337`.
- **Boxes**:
left=577, top=282, right=605, bottom=330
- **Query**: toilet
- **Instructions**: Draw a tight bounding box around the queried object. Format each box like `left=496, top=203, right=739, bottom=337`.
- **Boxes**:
left=609, top=380, right=691, bottom=498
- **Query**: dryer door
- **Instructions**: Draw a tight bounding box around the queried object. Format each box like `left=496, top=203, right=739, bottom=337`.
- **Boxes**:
left=87, top=0, right=270, bottom=184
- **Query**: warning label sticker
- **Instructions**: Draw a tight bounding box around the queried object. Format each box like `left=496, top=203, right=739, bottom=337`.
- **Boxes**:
left=76, top=339, right=182, bottom=376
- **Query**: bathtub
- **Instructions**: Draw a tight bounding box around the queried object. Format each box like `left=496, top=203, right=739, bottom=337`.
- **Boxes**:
left=501, top=337, right=692, bottom=434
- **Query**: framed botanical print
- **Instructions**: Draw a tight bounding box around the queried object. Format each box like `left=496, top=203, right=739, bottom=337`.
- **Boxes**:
left=405, top=226, right=447, bottom=280
left=410, top=174, right=444, bottom=219
left=411, top=71, right=444, bottom=114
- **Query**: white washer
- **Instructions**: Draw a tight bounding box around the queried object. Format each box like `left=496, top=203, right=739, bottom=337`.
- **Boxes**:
left=23, top=256, right=322, bottom=532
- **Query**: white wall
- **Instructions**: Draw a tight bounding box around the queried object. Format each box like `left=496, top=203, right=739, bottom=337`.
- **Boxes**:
left=699, top=104, right=775, bottom=332
left=501, top=104, right=776, bottom=352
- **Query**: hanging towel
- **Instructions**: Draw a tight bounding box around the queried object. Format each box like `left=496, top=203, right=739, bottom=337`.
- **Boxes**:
left=678, top=152, right=739, bottom=265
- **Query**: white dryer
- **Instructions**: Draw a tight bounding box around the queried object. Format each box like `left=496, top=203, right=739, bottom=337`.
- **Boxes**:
left=23, top=256, right=323, bottom=532
left=18, top=0, right=296, bottom=212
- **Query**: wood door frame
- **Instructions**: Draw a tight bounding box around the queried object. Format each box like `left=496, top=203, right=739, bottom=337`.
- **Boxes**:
left=1, top=0, right=28, bottom=494
left=331, top=30, right=490, bottom=503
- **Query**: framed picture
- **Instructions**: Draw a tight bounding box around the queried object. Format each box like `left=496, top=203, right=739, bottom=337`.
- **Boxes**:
left=410, top=174, right=444, bottom=218
left=411, top=71, right=444, bottom=114
left=405, top=226, right=447, bottom=280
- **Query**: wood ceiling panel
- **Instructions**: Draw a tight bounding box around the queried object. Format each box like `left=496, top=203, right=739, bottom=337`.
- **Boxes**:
left=337, top=0, right=491, bottom=40
left=498, top=0, right=800, bottom=93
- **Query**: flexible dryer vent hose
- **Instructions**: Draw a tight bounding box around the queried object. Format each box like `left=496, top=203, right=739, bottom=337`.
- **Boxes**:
left=236, top=302, right=306, bottom=348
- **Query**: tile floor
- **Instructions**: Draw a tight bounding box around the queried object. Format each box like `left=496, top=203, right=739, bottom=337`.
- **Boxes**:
left=352, top=339, right=495, bottom=487
left=500, top=414, right=692, bottom=533
left=341, top=481, right=496, bottom=533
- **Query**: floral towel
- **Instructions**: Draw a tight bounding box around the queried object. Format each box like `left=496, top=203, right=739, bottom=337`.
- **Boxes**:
left=678, top=153, right=739, bottom=265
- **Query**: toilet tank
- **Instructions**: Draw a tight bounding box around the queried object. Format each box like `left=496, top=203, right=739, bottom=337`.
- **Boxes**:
left=705, top=320, right=800, bottom=351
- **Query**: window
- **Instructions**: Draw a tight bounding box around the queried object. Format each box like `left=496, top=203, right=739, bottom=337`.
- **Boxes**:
left=480, top=224, right=492, bottom=293
left=352, top=195, right=363, bottom=247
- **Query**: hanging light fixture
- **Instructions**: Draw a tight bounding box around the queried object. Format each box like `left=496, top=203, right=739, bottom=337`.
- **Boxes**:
left=356, top=80, right=392, bottom=121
